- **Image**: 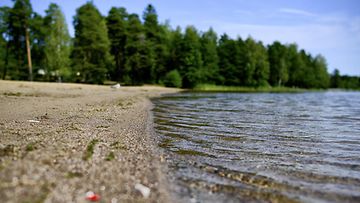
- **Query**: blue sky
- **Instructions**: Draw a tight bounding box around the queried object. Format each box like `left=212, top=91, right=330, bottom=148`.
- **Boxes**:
left=1, top=0, right=360, bottom=75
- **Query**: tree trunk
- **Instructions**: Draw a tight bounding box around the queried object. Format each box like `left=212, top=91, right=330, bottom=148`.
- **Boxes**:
left=25, top=28, right=32, bottom=81
left=3, top=41, right=9, bottom=80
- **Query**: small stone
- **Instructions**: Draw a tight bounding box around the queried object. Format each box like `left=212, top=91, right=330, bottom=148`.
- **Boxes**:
left=159, top=155, right=165, bottom=163
left=27, top=119, right=40, bottom=123
left=135, top=183, right=151, bottom=199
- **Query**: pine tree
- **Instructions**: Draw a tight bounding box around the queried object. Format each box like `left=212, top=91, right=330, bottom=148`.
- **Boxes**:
left=167, top=26, right=183, bottom=74
left=124, top=14, right=149, bottom=85
left=180, top=26, right=203, bottom=87
left=72, top=2, right=112, bottom=84
left=0, top=6, right=10, bottom=79
left=331, top=69, right=341, bottom=88
left=200, top=27, right=220, bottom=83
left=43, top=3, right=71, bottom=81
left=106, top=7, right=128, bottom=82
left=143, top=4, right=168, bottom=83
left=218, top=34, right=242, bottom=86
left=7, top=0, right=33, bottom=80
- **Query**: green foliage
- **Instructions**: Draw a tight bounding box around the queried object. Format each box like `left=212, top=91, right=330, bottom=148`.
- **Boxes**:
left=217, top=34, right=242, bottom=86
left=72, top=2, right=112, bottom=84
left=330, top=69, right=360, bottom=89
left=217, top=36, right=270, bottom=87
left=179, top=26, right=203, bottom=88
left=43, top=3, right=71, bottom=82
left=243, top=37, right=270, bottom=87
left=331, top=69, right=342, bottom=88
left=2, top=1, right=350, bottom=89
left=268, top=41, right=289, bottom=86
left=124, top=14, right=148, bottom=85
left=312, top=55, right=330, bottom=88
left=0, top=6, right=9, bottom=79
left=164, top=69, right=182, bottom=87
left=167, top=26, right=183, bottom=75
left=106, top=7, right=128, bottom=82
left=143, top=4, right=169, bottom=83
left=6, top=0, right=33, bottom=80
left=29, top=12, right=46, bottom=80
left=200, top=28, right=220, bottom=83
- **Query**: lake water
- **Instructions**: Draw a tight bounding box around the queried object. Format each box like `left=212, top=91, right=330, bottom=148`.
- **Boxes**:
left=153, top=92, right=360, bottom=203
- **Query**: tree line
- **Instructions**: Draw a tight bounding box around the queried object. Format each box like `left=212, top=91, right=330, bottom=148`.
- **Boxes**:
left=1, top=0, right=359, bottom=89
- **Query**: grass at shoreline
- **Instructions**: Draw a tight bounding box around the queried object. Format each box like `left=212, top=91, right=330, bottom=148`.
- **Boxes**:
left=192, top=84, right=319, bottom=93
left=83, top=139, right=99, bottom=161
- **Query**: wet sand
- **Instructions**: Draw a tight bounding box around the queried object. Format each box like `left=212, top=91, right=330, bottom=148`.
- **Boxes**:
left=0, top=80, right=180, bottom=203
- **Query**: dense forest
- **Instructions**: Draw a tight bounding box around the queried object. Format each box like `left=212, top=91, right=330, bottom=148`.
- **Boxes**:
left=1, top=0, right=359, bottom=89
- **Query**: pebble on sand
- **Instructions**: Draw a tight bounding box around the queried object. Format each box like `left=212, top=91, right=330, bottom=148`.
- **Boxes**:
left=135, top=183, right=151, bottom=198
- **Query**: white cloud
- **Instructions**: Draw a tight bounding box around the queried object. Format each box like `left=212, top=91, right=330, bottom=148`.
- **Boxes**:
left=279, top=8, right=317, bottom=17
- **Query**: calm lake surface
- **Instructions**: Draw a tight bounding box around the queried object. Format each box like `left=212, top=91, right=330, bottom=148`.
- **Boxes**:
left=153, top=92, right=360, bottom=203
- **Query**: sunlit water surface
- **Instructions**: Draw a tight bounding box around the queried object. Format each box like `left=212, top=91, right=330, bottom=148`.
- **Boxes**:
left=153, top=92, right=360, bottom=202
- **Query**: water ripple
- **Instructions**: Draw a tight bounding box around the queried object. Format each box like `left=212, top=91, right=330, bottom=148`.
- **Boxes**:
left=153, top=92, right=360, bottom=202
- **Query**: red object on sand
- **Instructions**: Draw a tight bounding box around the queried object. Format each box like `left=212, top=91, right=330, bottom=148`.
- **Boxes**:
left=86, top=191, right=101, bottom=201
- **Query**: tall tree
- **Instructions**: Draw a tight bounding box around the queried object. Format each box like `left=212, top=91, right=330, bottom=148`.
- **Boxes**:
left=167, top=26, right=183, bottom=73
left=180, top=26, right=203, bottom=87
left=156, top=22, right=172, bottom=81
left=217, top=34, right=242, bottom=85
left=142, top=4, right=168, bottom=83
left=30, top=12, right=46, bottom=80
left=200, top=27, right=220, bottom=83
left=72, top=2, right=112, bottom=84
left=268, top=41, right=288, bottom=86
left=243, top=37, right=269, bottom=86
left=0, top=6, right=10, bottom=79
left=8, top=0, right=33, bottom=80
left=43, top=3, right=71, bottom=81
left=124, top=14, right=149, bottom=85
left=330, top=69, right=341, bottom=88
left=253, top=41, right=270, bottom=86
left=106, top=7, right=128, bottom=82
left=286, top=43, right=302, bottom=87
left=299, top=50, right=315, bottom=88
left=312, top=54, right=330, bottom=88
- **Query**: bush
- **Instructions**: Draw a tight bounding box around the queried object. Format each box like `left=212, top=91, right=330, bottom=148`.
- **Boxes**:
left=164, top=70, right=182, bottom=88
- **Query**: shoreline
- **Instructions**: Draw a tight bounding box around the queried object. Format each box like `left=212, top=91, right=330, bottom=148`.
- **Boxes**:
left=0, top=80, right=180, bottom=202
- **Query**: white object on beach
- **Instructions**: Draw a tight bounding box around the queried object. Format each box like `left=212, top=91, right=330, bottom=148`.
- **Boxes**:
left=111, top=83, right=121, bottom=89
left=135, top=183, right=151, bottom=198
left=85, top=191, right=95, bottom=198
left=27, top=119, right=40, bottom=123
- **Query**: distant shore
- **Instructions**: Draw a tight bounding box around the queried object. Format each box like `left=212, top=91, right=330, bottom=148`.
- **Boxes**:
left=191, top=84, right=313, bottom=93
left=0, top=80, right=180, bottom=202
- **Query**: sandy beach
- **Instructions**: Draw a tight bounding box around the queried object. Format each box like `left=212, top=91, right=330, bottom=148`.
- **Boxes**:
left=0, top=80, right=180, bottom=203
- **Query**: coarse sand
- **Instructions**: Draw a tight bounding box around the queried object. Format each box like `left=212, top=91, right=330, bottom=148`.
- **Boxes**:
left=0, top=80, right=181, bottom=203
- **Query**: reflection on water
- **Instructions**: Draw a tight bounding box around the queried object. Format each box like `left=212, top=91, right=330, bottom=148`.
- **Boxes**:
left=153, top=92, right=360, bottom=202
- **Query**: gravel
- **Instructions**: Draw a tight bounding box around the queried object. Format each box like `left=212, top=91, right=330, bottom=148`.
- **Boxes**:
left=0, top=80, right=180, bottom=203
